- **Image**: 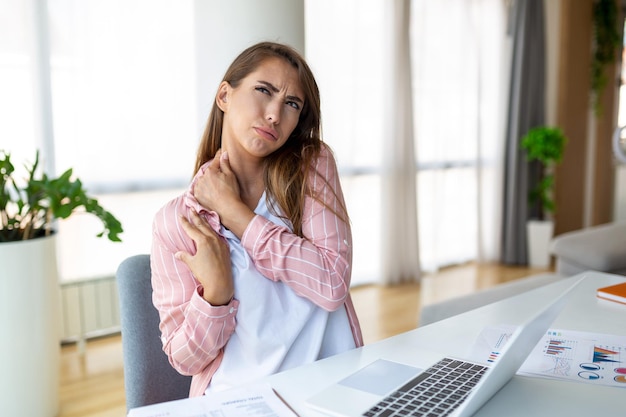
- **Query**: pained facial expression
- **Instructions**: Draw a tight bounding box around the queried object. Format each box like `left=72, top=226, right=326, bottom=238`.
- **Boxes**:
left=217, top=57, right=304, bottom=159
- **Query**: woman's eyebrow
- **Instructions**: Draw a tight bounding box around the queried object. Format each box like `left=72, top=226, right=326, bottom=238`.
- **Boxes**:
left=258, top=80, right=304, bottom=105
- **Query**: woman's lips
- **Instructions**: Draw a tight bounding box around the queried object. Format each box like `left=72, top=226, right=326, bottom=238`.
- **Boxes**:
left=254, top=126, right=278, bottom=141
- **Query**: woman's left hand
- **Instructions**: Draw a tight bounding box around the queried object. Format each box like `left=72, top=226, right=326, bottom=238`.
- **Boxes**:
left=175, top=210, right=234, bottom=306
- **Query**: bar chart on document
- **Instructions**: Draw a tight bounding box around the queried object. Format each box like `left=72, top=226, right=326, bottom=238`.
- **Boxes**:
left=520, top=329, right=626, bottom=388
left=470, top=325, right=626, bottom=388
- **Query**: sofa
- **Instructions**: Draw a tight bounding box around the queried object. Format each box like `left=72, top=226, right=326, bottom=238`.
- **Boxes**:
left=549, top=222, right=626, bottom=276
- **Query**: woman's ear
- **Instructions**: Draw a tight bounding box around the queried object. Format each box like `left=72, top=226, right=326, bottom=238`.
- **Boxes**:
left=216, top=81, right=230, bottom=112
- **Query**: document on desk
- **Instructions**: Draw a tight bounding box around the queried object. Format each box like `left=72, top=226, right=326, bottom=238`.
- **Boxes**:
left=127, top=383, right=298, bottom=417
left=469, top=325, right=626, bottom=388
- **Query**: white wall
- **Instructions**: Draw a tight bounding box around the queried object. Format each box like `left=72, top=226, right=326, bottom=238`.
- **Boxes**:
left=615, top=167, right=626, bottom=221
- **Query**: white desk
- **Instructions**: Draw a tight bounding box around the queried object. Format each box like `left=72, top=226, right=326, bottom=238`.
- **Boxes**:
left=265, top=271, right=626, bottom=416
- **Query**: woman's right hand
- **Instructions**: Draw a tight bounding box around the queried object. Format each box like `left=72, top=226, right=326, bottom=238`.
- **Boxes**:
left=193, top=149, right=255, bottom=239
left=175, top=210, right=234, bottom=306
left=194, top=149, right=242, bottom=216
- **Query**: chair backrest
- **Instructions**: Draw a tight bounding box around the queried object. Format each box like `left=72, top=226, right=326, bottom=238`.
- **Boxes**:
left=116, top=254, right=192, bottom=411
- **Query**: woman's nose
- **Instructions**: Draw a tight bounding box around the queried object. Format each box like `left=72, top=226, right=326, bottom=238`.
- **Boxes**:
left=265, top=100, right=281, bottom=124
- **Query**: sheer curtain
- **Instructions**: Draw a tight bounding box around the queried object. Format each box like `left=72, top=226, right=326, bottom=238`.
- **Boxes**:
left=381, top=0, right=420, bottom=284
left=49, top=0, right=198, bottom=188
left=305, top=0, right=387, bottom=285
left=43, top=0, right=197, bottom=281
left=411, top=0, right=509, bottom=272
left=306, top=0, right=509, bottom=285
left=1, top=0, right=43, bottom=164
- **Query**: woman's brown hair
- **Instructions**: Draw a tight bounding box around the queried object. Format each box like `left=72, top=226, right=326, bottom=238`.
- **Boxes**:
left=194, top=41, right=347, bottom=237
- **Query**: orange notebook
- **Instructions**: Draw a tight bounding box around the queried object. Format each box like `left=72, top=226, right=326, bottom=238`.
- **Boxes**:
left=596, top=282, right=626, bottom=305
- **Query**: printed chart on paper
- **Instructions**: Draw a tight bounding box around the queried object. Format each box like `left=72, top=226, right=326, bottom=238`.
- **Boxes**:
left=470, top=325, right=626, bottom=388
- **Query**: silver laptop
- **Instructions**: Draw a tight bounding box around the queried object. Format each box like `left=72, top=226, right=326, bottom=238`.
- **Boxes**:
left=306, top=277, right=583, bottom=417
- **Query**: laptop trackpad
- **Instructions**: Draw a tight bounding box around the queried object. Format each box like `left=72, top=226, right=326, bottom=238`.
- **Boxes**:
left=338, top=359, right=422, bottom=396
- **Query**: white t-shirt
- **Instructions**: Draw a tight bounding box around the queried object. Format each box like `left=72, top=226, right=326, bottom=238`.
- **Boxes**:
left=205, top=194, right=356, bottom=393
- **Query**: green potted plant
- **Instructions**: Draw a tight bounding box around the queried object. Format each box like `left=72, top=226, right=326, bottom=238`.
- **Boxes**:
left=520, top=126, right=567, bottom=267
left=0, top=149, right=123, bottom=417
left=1, top=150, right=123, bottom=242
left=520, top=126, right=567, bottom=219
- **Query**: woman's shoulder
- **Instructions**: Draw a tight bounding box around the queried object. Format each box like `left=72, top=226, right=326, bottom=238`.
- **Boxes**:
left=318, top=141, right=335, bottom=160
left=153, top=194, right=187, bottom=239
left=155, top=193, right=186, bottom=217
left=152, top=176, right=220, bottom=247
left=154, top=165, right=208, bottom=222
left=311, top=142, right=340, bottom=176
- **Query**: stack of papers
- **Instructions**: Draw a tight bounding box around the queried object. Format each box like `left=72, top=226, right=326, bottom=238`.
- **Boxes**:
left=128, top=384, right=297, bottom=417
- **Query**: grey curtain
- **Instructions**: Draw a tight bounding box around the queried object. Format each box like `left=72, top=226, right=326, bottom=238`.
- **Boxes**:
left=501, top=0, right=546, bottom=265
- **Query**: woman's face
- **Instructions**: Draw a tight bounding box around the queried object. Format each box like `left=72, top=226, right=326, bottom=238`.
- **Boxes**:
left=217, top=57, right=304, bottom=160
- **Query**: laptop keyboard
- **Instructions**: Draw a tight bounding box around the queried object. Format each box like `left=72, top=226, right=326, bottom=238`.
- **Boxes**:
left=362, top=357, right=488, bottom=417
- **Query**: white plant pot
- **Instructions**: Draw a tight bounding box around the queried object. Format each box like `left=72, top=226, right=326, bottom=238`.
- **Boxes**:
left=0, top=234, right=61, bottom=417
left=526, top=220, right=554, bottom=268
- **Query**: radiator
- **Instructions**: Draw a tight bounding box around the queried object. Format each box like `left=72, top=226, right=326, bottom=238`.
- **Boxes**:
left=60, top=275, right=121, bottom=349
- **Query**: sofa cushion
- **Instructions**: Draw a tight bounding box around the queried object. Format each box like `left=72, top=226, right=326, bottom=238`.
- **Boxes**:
left=549, top=222, right=626, bottom=275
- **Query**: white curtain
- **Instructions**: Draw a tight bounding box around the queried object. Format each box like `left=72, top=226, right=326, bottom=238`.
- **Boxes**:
left=3, top=0, right=199, bottom=281
left=1, top=0, right=43, bottom=164
left=381, top=0, right=420, bottom=284
left=305, top=0, right=387, bottom=286
left=306, top=0, right=509, bottom=284
left=48, top=0, right=198, bottom=188
left=411, top=0, right=508, bottom=272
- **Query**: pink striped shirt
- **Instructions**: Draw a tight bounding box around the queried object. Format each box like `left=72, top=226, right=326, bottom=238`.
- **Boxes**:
left=151, top=144, right=363, bottom=397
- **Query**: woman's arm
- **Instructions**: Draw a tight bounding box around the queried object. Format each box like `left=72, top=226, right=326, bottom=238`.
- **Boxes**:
left=241, top=145, right=353, bottom=311
left=151, top=195, right=238, bottom=376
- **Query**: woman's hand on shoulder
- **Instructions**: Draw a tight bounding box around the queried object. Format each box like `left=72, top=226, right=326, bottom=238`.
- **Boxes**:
left=193, top=149, right=255, bottom=238
left=176, top=210, right=234, bottom=306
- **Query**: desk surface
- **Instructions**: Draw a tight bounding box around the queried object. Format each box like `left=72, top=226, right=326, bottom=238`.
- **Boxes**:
left=266, top=271, right=626, bottom=416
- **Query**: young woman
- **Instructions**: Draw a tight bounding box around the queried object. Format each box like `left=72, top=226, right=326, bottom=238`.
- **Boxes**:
left=151, top=41, right=362, bottom=397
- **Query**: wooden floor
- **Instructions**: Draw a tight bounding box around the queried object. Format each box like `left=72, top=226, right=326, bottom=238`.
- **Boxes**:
left=58, top=262, right=551, bottom=417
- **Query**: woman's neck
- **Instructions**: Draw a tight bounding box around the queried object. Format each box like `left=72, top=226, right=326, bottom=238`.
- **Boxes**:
left=223, top=146, right=266, bottom=210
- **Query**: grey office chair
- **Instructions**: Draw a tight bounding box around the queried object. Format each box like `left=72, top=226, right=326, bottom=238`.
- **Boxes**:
left=116, top=254, right=192, bottom=410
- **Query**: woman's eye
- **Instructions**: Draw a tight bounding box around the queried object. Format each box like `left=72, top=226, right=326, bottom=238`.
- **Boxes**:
left=286, top=101, right=300, bottom=110
left=256, top=86, right=270, bottom=95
